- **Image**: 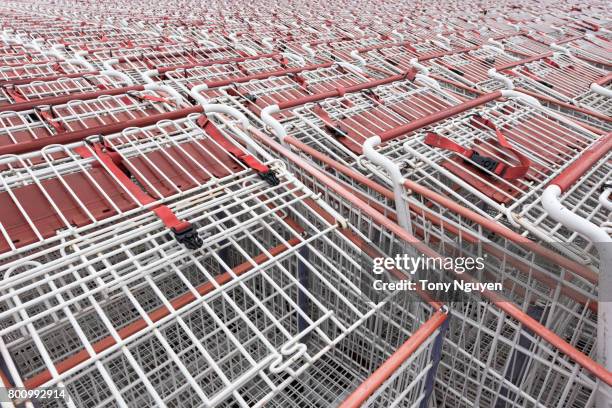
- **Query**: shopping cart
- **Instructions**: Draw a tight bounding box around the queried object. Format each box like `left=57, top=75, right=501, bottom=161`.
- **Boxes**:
left=501, top=51, right=611, bottom=117
left=220, top=63, right=379, bottom=116
left=0, top=107, right=446, bottom=408
left=0, top=68, right=132, bottom=106
left=0, top=84, right=185, bottom=150
left=562, top=35, right=612, bottom=70
left=427, top=46, right=520, bottom=92
left=249, top=127, right=612, bottom=408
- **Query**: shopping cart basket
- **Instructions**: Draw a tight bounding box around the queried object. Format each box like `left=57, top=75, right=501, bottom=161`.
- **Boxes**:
left=0, top=108, right=446, bottom=408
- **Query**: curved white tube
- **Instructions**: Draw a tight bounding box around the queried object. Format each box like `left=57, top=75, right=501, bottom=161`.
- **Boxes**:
left=391, top=29, right=404, bottom=42
left=100, top=69, right=133, bottom=85
left=542, top=184, right=612, bottom=398
left=189, top=84, right=209, bottom=105
left=591, top=83, right=612, bottom=98
left=140, top=69, right=158, bottom=85
left=260, top=105, right=287, bottom=145
left=350, top=50, right=367, bottom=67
left=30, top=38, right=45, bottom=52
left=500, top=89, right=541, bottom=106
left=600, top=188, right=612, bottom=212
left=488, top=68, right=514, bottom=90
left=415, top=74, right=441, bottom=90
left=550, top=43, right=571, bottom=55
left=201, top=104, right=249, bottom=128
left=144, top=84, right=184, bottom=105
left=102, top=58, right=119, bottom=71
left=281, top=52, right=306, bottom=66
left=198, top=39, right=220, bottom=48
left=363, top=136, right=412, bottom=233
left=487, top=38, right=505, bottom=50
left=302, top=44, right=316, bottom=58
left=235, top=43, right=258, bottom=56
left=409, top=58, right=430, bottom=75
left=262, top=37, right=274, bottom=50
left=436, top=33, right=450, bottom=46
left=337, top=61, right=363, bottom=74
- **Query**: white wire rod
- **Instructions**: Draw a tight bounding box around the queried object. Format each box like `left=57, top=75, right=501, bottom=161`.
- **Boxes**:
left=445, top=307, right=597, bottom=387
left=0, top=179, right=301, bottom=325
left=0, top=169, right=271, bottom=270
left=41, top=268, right=130, bottom=408
left=251, top=301, right=429, bottom=408
left=520, top=154, right=610, bottom=243
left=6, top=286, right=79, bottom=408
left=0, top=137, right=271, bottom=261
left=28, top=234, right=319, bottom=391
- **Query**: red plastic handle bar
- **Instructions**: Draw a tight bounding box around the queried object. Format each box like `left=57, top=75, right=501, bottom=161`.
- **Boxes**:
left=0, top=85, right=144, bottom=113
left=0, top=106, right=203, bottom=156
left=549, top=132, right=612, bottom=192
left=379, top=91, right=502, bottom=142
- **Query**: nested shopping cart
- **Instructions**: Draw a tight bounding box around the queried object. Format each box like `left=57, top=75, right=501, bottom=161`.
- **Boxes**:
left=0, top=68, right=132, bottom=107
left=562, top=35, right=612, bottom=70
left=148, top=53, right=307, bottom=98
left=0, top=84, right=186, bottom=150
left=219, top=63, right=385, bottom=117
left=259, top=77, right=463, bottom=168
left=500, top=51, right=612, bottom=117
left=0, top=59, right=94, bottom=85
left=500, top=34, right=555, bottom=57
left=426, top=46, right=520, bottom=92
left=249, top=126, right=612, bottom=408
left=355, top=40, right=456, bottom=74
left=98, top=46, right=252, bottom=82
left=0, top=106, right=447, bottom=408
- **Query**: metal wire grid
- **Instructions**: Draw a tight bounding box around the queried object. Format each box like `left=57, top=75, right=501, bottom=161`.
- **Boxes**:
left=428, top=47, right=519, bottom=91
left=509, top=54, right=609, bottom=107
left=225, top=65, right=372, bottom=109
left=0, top=167, right=437, bottom=408
left=0, top=72, right=132, bottom=106
left=0, top=60, right=92, bottom=83
left=291, top=168, right=603, bottom=408
left=286, top=80, right=463, bottom=162
left=0, top=88, right=180, bottom=145
left=0, top=114, right=263, bottom=258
